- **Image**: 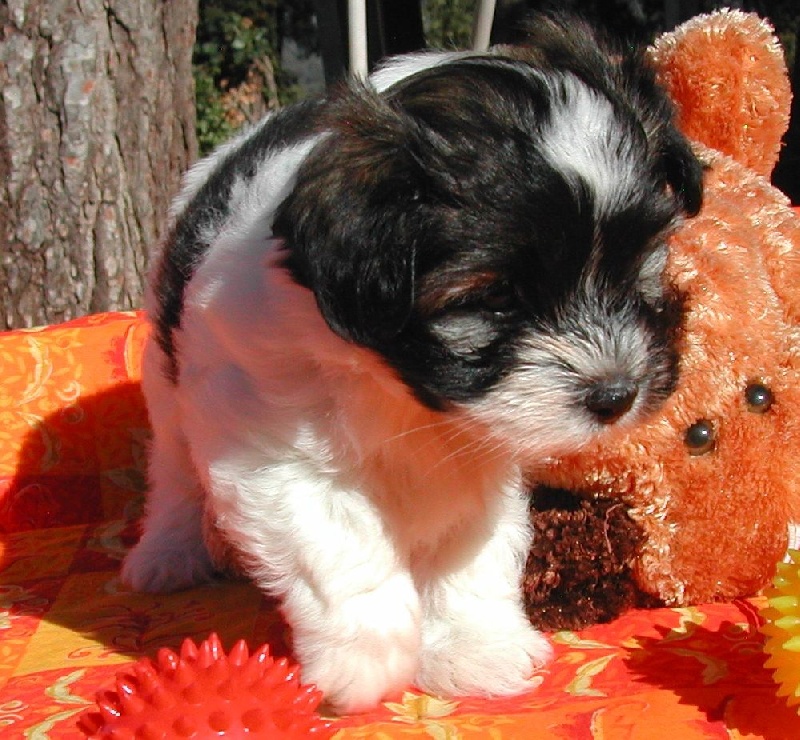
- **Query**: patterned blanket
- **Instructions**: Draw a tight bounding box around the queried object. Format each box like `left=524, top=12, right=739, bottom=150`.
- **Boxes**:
left=1, top=311, right=797, bottom=738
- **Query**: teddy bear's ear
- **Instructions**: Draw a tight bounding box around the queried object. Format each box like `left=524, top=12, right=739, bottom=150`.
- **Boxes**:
left=648, top=9, right=792, bottom=178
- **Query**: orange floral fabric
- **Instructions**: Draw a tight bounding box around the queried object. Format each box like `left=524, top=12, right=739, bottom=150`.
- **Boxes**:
left=0, top=311, right=797, bottom=738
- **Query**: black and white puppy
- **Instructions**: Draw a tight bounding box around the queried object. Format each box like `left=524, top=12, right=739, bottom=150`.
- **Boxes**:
left=123, top=15, right=702, bottom=713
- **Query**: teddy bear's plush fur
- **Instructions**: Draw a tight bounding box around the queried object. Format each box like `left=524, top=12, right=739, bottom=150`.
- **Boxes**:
left=524, top=9, right=800, bottom=629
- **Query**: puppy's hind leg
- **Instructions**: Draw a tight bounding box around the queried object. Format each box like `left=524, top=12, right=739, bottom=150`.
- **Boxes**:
left=122, top=429, right=216, bottom=592
left=122, top=344, right=216, bottom=593
left=416, top=482, right=552, bottom=698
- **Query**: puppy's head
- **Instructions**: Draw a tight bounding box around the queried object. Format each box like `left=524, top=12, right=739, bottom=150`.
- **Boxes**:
left=276, top=17, right=703, bottom=462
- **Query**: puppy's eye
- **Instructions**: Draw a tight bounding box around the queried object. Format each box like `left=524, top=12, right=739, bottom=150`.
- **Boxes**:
left=480, top=282, right=516, bottom=314
left=685, top=419, right=716, bottom=456
left=745, top=380, right=774, bottom=413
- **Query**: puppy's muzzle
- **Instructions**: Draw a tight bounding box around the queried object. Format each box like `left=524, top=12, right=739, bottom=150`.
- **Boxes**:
left=585, top=380, right=638, bottom=424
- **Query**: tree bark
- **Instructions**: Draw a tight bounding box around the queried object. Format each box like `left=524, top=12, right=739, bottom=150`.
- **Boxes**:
left=0, top=0, right=198, bottom=329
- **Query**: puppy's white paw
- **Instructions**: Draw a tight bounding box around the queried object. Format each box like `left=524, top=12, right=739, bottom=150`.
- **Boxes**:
left=290, top=576, right=421, bottom=714
left=121, top=533, right=216, bottom=593
left=417, top=601, right=552, bottom=698
left=301, top=631, right=419, bottom=714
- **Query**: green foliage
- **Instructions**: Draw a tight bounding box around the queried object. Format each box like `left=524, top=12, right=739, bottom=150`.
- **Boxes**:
left=422, top=0, right=477, bottom=50
left=195, top=8, right=277, bottom=87
left=194, top=68, right=237, bottom=156
left=194, top=2, right=290, bottom=154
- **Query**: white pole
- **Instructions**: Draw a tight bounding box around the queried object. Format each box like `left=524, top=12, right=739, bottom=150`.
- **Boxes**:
left=472, top=0, right=497, bottom=52
left=348, top=0, right=369, bottom=78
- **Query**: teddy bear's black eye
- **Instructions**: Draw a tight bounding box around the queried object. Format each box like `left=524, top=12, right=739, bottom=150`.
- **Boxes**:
left=745, top=381, right=774, bottom=413
left=685, top=419, right=716, bottom=456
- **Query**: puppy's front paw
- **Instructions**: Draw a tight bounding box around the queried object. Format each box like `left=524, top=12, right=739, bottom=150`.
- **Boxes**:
left=301, top=631, right=419, bottom=715
left=417, top=601, right=552, bottom=698
left=121, top=533, right=216, bottom=593
left=290, top=575, right=421, bottom=713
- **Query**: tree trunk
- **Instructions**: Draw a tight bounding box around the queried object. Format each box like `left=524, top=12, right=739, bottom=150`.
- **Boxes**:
left=0, top=0, right=198, bottom=330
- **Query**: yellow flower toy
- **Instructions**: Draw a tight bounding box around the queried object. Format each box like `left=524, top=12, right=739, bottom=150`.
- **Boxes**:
left=762, top=549, right=800, bottom=713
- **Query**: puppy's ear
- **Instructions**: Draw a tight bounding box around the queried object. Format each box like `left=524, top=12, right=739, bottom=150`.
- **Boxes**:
left=275, top=81, right=434, bottom=348
left=617, top=50, right=705, bottom=218
left=659, top=126, right=704, bottom=217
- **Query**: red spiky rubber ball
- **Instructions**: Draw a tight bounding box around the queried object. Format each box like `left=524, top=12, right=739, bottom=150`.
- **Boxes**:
left=79, top=633, right=334, bottom=738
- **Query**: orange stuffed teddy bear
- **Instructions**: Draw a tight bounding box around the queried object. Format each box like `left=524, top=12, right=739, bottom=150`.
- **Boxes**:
left=524, top=9, right=800, bottom=630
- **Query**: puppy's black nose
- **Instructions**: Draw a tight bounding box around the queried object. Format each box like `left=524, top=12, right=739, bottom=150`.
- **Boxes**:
left=585, top=382, right=638, bottom=424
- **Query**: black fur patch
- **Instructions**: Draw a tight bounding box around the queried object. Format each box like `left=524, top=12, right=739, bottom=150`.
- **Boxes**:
left=277, top=26, right=700, bottom=408
left=156, top=13, right=702, bottom=411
